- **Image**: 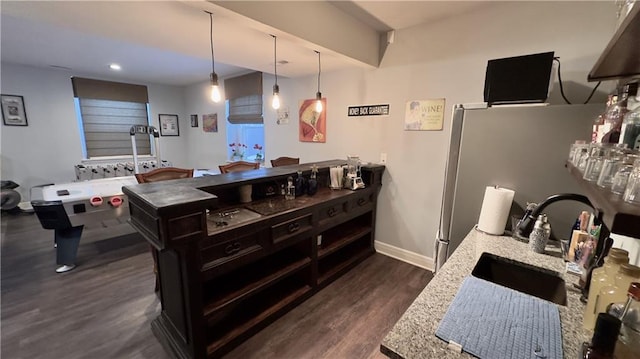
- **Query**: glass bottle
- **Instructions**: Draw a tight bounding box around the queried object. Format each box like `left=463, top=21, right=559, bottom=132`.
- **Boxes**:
left=583, top=248, right=629, bottom=330
left=294, top=170, right=306, bottom=197
left=285, top=176, right=295, bottom=200
left=619, top=83, right=640, bottom=150
left=307, top=165, right=318, bottom=196
left=594, top=94, right=615, bottom=143
left=600, top=94, right=619, bottom=143
left=596, top=264, right=640, bottom=319
left=603, top=83, right=636, bottom=144
left=581, top=313, right=621, bottom=359
left=613, top=282, right=640, bottom=359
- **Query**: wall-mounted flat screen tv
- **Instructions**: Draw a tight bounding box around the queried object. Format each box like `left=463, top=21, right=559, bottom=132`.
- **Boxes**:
left=484, top=51, right=555, bottom=106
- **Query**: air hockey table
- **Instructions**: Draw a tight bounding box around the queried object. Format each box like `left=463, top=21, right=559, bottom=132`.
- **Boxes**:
left=31, top=176, right=138, bottom=273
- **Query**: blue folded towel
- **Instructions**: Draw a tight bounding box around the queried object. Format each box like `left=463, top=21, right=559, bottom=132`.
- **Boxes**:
left=435, top=276, right=562, bottom=359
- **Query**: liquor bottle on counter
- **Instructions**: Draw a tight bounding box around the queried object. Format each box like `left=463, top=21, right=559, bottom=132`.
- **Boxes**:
left=611, top=282, right=640, bottom=359
left=307, top=165, right=318, bottom=196
left=285, top=176, right=295, bottom=200
left=583, top=248, right=629, bottom=330
left=595, top=264, right=640, bottom=320
left=294, top=170, right=306, bottom=197
left=581, top=313, right=621, bottom=359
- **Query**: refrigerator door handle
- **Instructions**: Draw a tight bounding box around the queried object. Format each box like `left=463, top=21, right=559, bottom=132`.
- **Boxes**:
left=434, top=230, right=449, bottom=273
left=435, top=104, right=465, bottom=272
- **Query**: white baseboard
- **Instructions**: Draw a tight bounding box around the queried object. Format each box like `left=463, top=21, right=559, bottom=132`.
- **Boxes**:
left=374, top=240, right=434, bottom=272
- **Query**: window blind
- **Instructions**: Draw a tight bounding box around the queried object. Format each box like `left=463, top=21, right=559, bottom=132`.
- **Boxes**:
left=224, top=72, right=263, bottom=124
left=71, top=77, right=150, bottom=158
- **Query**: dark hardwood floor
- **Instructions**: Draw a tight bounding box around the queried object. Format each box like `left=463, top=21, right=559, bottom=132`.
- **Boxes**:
left=1, top=212, right=432, bottom=358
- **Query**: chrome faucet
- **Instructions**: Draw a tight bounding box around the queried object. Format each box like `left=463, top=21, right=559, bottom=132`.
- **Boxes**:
left=515, top=193, right=608, bottom=239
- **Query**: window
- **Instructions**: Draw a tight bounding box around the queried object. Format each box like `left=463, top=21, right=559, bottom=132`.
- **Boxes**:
left=72, top=77, right=151, bottom=159
left=224, top=72, right=265, bottom=160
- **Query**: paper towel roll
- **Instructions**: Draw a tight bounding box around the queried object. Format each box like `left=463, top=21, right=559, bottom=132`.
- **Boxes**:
left=477, top=186, right=515, bottom=235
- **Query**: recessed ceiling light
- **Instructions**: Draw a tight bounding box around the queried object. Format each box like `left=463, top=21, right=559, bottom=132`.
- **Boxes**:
left=109, top=63, right=121, bottom=71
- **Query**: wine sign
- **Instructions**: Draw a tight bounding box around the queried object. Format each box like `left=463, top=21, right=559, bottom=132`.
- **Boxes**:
left=348, top=104, right=389, bottom=117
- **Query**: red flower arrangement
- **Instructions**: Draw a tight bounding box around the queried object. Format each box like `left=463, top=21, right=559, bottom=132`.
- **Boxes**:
left=254, top=144, right=263, bottom=159
left=229, top=142, right=247, bottom=157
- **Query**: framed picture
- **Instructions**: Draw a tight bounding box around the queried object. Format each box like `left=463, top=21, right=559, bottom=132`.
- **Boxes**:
left=159, top=114, right=179, bottom=136
left=404, top=99, right=445, bottom=131
left=190, top=114, right=198, bottom=127
left=1, top=94, right=28, bottom=126
left=299, top=98, right=326, bottom=143
left=203, top=113, right=218, bottom=133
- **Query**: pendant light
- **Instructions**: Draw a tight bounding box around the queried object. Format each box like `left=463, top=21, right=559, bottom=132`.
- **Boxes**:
left=271, top=35, right=280, bottom=110
left=314, top=50, right=323, bottom=113
left=207, top=11, right=221, bottom=103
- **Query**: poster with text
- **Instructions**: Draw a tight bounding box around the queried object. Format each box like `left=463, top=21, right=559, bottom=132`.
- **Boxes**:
left=299, top=98, right=326, bottom=143
left=203, top=113, right=218, bottom=133
left=404, top=99, right=445, bottom=131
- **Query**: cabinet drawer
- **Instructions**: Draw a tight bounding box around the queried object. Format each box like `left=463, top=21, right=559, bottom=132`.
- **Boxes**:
left=351, top=191, right=374, bottom=209
left=200, top=230, right=268, bottom=270
left=318, top=201, right=349, bottom=227
left=271, top=214, right=313, bottom=245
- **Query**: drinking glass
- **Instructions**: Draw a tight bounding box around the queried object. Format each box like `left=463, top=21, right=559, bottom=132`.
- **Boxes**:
left=597, top=157, right=621, bottom=189
left=612, top=164, right=635, bottom=195
left=583, top=144, right=622, bottom=182
left=622, top=159, right=640, bottom=204
left=576, top=144, right=593, bottom=173
left=569, top=141, right=588, bottom=165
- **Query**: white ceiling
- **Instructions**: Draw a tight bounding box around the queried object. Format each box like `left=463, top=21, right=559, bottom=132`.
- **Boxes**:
left=0, top=1, right=489, bottom=87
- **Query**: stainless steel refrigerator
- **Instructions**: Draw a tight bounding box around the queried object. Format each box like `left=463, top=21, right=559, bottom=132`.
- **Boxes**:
left=435, top=103, right=603, bottom=270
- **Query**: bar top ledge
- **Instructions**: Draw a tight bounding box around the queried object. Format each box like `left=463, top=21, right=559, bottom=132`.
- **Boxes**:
left=121, top=159, right=385, bottom=210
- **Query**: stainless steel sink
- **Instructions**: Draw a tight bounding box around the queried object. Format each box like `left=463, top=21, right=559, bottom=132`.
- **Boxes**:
left=208, top=207, right=262, bottom=231
left=471, top=252, right=567, bottom=306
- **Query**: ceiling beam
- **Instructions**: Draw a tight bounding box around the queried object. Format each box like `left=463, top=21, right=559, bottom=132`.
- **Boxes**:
left=209, top=0, right=381, bottom=68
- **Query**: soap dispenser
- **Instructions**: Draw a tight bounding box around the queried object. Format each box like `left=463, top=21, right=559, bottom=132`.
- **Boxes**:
left=529, top=214, right=551, bottom=253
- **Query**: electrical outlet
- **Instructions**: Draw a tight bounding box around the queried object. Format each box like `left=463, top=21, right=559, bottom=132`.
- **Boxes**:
left=380, top=153, right=387, bottom=164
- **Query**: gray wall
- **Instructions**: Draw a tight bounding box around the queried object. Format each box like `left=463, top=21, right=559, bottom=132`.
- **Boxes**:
left=0, top=63, right=189, bottom=196
left=0, top=2, right=620, bottom=266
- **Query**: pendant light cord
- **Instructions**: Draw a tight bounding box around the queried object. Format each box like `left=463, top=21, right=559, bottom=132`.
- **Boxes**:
left=315, top=50, right=321, bottom=93
left=272, top=35, right=278, bottom=85
left=208, top=12, right=215, bottom=75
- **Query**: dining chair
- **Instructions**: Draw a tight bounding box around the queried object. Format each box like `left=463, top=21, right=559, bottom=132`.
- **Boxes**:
left=219, top=161, right=260, bottom=174
left=135, top=166, right=194, bottom=293
left=135, top=167, right=194, bottom=183
left=270, top=157, right=300, bottom=167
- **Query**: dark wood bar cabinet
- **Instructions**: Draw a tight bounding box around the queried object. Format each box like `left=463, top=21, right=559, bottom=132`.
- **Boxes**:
left=122, top=160, right=385, bottom=358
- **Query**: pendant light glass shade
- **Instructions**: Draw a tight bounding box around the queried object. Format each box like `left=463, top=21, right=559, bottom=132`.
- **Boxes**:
left=314, top=50, right=323, bottom=113
left=315, top=92, right=323, bottom=113
left=207, top=11, right=222, bottom=103
left=271, top=35, right=280, bottom=110
left=210, top=73, right=221, bottom=102
left=272, top=84, right=280, bottom=110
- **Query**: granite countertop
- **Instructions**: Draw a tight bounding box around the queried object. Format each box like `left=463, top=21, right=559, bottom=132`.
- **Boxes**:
left=381, top=228, right=593, bottom=358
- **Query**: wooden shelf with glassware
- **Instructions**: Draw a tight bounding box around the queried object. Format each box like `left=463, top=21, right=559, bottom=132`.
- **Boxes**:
left=566, top=161, right=640, bottom=238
